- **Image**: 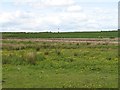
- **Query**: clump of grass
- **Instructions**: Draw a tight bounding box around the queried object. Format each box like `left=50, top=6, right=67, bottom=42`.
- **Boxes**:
left=76, top=43, right=79, bottom=46
left=2, top=51, right=46, bottom=65
left=15, top=47, right=20, bottom=50
left=36, top=54, right=45, bottom=61
left=2, top=55, right=11, bottom=64
left=102, top=42, right=109, bottom=45
left=106, top=57, right=112, bottom=61
left=86, top=42, right=91, bottom=45
left=83, top=51, right=90, bottom=56
left=90, top=67, right=101, bottom=71
left=23, top=52, right=37, bottom=65
left=21, top=46, right=26, bottom=50
left=36, top=47, right=40, bottom=51
left=74, top=52, right=79, bottom=56
left=98, top=36, right=103, bottom=38
left=109, top=37, right=115, bottom=39
left=43, top=42, right=46, bottom=45
left=44, top=51, right=49, bottom=55
left=42, top=44, right=50, bottom=49
left=69, top=43, right=72, bottom=45
left=64, top=57, right=74, bottom=62
left=56, top=50, right=61, bottom=55
left=2, top=53, right=25, bottom=65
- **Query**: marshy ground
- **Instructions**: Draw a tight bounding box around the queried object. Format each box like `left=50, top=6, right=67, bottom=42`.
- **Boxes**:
left=1, top=37, right=118, bottom=88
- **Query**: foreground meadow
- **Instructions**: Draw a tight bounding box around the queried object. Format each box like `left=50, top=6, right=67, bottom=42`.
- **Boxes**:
left=2, top=38, right=118, bottom=88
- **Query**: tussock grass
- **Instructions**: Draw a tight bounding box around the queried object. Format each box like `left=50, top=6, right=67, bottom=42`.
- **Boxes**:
left=23, top=52, right=37, bottom=65
left=2, top=39, right=118, bottom=88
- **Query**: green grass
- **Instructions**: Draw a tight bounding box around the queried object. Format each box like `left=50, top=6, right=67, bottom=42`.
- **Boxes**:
left=3, top=65, right=118, bottom=88
left=2, top=39, right=118, bottom=88
left=2, top=31, right=118, bottom=38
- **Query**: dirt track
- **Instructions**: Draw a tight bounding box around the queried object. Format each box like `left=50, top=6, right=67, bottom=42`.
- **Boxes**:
left=1, top=38, right=118, bottom=44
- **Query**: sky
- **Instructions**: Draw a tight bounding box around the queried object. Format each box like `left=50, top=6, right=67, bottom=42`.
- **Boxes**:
left=0, top=0, right=119, bottom=32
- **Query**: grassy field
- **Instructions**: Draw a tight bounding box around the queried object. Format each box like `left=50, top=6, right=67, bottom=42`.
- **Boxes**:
left=2, top=35, right=118, bottom=88
left=2, top=31, right=118, bottom=38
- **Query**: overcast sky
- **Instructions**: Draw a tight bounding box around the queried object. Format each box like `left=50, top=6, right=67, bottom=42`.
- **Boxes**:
left=0, top=0, right=119, bottom=32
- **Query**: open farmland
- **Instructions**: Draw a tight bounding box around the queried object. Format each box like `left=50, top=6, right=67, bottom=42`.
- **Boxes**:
left=1, top=31, right=118, bottom=88
left=2, top=31, right=118, bottom=38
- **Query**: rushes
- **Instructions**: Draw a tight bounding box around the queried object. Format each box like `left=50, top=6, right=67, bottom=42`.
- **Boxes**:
left=74, top=52, right=78, bottom=56
left=2, top=41, right=117, bottom=69
left=23, top=52, right=37, bottom=65
left=2, top=51, right=46, bottom=65
left=44, top=51, right=49, bottom=55
left=23, top=51, right=46, bottom=65
left=36, top=47, right=40, bottom=51
left=55, top=50, right=61, bottom=56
